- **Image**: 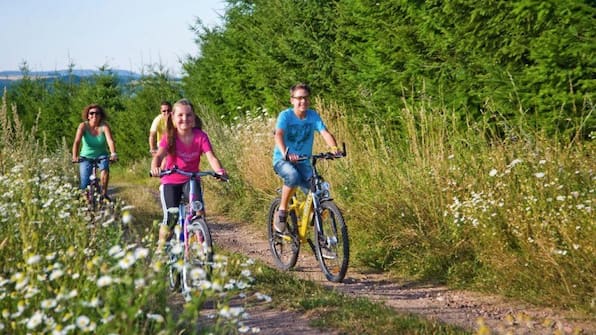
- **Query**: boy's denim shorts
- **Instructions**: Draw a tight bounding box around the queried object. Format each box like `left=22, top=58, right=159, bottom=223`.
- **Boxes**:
left=273, top=160, right=312, bottom=192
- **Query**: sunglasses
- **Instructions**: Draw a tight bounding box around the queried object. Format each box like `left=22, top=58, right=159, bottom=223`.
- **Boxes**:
left=88, top=111, right=102, bottom=116
left=161, top=109, right=171, bottom=113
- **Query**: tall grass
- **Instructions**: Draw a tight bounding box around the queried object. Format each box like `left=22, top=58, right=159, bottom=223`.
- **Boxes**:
left=203, top=97, right=595, bottom=313
left=0, top=96, right=262, bottom=334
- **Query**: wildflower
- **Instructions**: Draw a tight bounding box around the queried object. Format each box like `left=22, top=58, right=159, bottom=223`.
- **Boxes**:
left=134, top=247, right=149, bottom=259
left=49, top=269, right=64, bottom=281
left=76, top=315, right=90, bottom=329
left=190, top=267, right=207, bottom=281
left=118, top=253, right=136, bottom=269
left=255, top=292, right=272, bottom=302
left=134, top=278, right=146, bottom=289
left=108, top=245, right=123, bottom=258
left=41, top=299, right=57, bottom=309
left=507, top=159, right=523, bottom=168
left=82, top=297, right=101, bottom=308
left=219, top=306, right=245, bottom=319
left=97, top=275, right=113, bottom=288
left=534, top=172, right=545, bottom=179
left=45, top=252, right=56, bottom=261
left=489, top=169, right=498, bottom=177
left=122, top=211, right=133, bottom=224
left=556, top=195, right=566, bottom=202
left=26, top=310, right=44, bottom=329
left=26, top=254, right=42, bottom=265
left=147, top=313, right=165, bottom=323
left=67, top=289, right=78, bottom=299
left=170, top=243, right=183, bottom=255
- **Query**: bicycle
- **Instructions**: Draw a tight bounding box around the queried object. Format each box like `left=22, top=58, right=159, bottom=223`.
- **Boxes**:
left=151, top=166, right=227, bottom=296
left=267, top=145, right=349, bottom=282
left=74, top=156, right=111, bottom=211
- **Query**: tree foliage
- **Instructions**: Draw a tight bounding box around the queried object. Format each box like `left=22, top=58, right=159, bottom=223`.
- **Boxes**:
left=184, top=0, right=595, bottom=137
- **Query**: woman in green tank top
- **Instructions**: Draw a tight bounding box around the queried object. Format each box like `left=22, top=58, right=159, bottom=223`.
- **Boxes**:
left=72, top=104, right=117, bottom=199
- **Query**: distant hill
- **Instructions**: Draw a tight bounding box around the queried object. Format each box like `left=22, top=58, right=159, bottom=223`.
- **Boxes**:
left=0, top=69, right=142, bottom=90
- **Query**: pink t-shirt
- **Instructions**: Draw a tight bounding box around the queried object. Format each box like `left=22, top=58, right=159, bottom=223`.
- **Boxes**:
left=159, top=128, right=214, bottom=184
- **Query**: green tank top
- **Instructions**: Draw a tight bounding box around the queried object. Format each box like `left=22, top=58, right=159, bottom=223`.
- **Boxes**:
left=80, top=123, right=109, bottom=157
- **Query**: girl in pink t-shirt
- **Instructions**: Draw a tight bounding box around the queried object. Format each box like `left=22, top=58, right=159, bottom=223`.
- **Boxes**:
left=150, top=99, right=227, bottom=248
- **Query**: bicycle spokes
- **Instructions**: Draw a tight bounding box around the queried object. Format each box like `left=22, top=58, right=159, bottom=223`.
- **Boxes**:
left=315, top=202, right=349, bottom=283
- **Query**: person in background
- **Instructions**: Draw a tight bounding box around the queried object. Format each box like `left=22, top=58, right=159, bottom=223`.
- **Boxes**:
left=72, top=104, right=117, bottom=200
left=272, top=83, right=341, bottom=234
left=150, top=98, right=228, bottom=250
left=149, top=101, right=172, bottom=155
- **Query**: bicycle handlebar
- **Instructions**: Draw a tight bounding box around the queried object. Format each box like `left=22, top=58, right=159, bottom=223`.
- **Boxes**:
left=149, top=166, right=229, bottom=182
left=73, top=156, right=110, bottom=164
left=292, top=143, right=347, bottom=162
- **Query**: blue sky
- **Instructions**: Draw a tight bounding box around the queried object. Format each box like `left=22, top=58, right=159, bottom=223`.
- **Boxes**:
left=0, top=0, right=225, bottom=76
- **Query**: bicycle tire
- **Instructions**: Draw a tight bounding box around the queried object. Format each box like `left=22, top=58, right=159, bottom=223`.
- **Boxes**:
left=168, top=253, right=182, bottom=291
left=166, top=242, right=184, bottom=292
left=181, top=217, right=213, bottom=293
left=267, top=197, right=299, bottom=270
left=314, top=201, right=349, bottom=282
left=87, top=183, right=97, bottom=211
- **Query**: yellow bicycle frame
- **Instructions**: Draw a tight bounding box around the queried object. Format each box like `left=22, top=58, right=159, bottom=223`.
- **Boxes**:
left=286, top=191, right=314, bottom=243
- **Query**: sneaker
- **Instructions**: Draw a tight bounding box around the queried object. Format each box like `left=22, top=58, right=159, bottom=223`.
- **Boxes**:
left=273, top=213, right=287, bottom=234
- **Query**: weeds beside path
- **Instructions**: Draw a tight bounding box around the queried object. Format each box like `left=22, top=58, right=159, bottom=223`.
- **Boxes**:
left=112, top=179, right=594, bottom=335
left=208, top=217, right=595, bottom=335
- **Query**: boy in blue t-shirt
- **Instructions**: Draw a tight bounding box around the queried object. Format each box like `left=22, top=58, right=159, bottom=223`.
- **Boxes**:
left=272, top=83, right=341, bottom=233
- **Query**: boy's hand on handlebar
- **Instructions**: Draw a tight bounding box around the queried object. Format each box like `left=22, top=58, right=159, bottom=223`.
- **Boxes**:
left=285, top=152, right=300, bottom=162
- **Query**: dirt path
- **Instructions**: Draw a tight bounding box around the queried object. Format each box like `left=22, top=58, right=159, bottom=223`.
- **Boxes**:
left=207, top=216, right=594, bottom=335
left=117, top=183, right=592, bottom=334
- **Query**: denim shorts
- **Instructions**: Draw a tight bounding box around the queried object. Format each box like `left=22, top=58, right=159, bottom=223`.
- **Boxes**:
left=273, top=160, right=312, bottom=192
left=79, top=156, right=109, bottom=189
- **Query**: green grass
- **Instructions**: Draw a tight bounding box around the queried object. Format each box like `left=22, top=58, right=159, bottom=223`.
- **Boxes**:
left=251, top=264, right=469, bottom=335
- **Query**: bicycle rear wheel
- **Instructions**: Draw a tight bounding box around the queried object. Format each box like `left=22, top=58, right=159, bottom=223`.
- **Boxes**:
left=314, top=201, right=349, bottom=283
left=181, top=218, right=213, bottom=293
left=267, top=197, right=299, bottom=270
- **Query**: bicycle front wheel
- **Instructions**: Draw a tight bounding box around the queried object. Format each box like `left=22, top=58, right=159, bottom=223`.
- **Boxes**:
left=314, top=201, right=349, bottom=283
left=87, top=183, right=98, bottom=211
left=182, top=218, right=213, bottom=293
left=267, top=197, right=299, bottom=270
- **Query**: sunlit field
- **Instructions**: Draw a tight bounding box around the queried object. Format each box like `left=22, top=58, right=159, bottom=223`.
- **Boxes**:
left=0, top=99, right=265, bottom=334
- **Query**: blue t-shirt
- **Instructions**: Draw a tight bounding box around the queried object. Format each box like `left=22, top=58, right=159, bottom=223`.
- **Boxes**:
left=272, top=108, right=326, bottom=165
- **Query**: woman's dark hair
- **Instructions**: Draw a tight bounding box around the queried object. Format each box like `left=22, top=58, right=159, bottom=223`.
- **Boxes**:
left=81, top=104, right=107, bottom=121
